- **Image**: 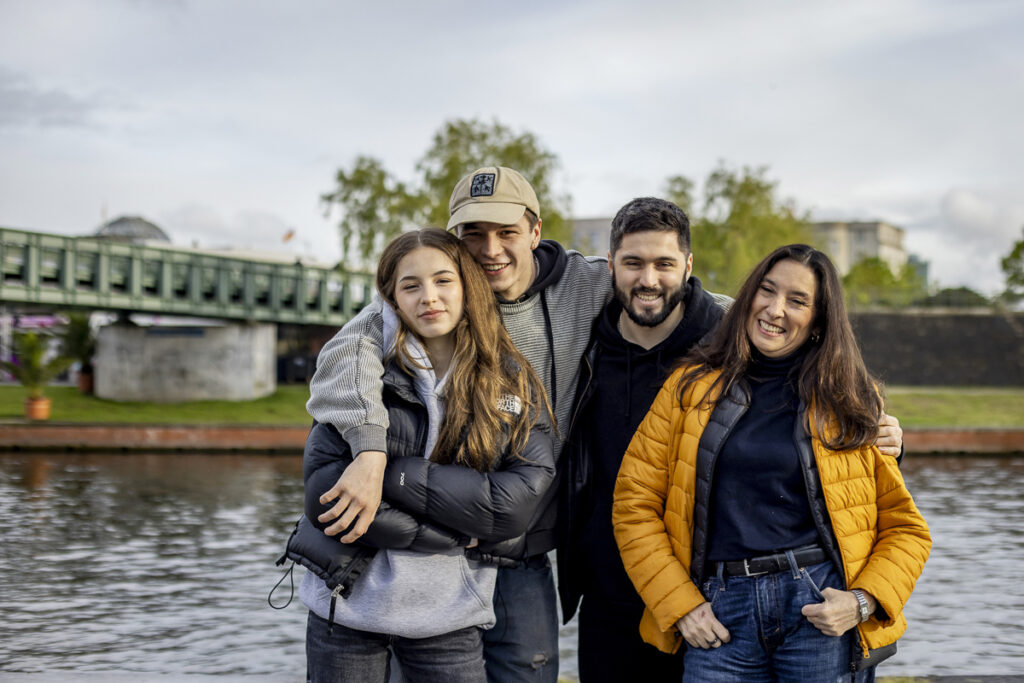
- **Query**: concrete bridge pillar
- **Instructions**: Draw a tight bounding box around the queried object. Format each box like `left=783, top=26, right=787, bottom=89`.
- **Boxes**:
left=94, top=323, right=277, bottom=402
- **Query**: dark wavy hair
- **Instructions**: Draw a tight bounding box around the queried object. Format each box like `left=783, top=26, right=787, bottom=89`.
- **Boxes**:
left=376, top=228, right=550, bottom=471
left=677, top=243, right=884, bottom=451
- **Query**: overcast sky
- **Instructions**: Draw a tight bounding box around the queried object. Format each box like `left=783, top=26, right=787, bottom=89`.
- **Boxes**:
left=2, top=0, right=1022, bottom=294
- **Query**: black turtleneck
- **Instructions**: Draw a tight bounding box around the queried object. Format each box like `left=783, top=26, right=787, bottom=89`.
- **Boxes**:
left=706, top=347, right=819, bottom=562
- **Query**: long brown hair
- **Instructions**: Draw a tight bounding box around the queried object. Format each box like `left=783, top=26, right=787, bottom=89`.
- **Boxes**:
left=678, top=244, right=883, bottom=451
left=376, top=228, right=549, bottom=471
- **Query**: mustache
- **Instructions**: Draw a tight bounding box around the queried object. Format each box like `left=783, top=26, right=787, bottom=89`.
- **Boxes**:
left=631, top=287, right=662, bottom=296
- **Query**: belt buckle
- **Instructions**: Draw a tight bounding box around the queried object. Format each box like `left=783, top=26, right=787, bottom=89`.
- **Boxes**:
left=743, top=558, right=755, bottom=577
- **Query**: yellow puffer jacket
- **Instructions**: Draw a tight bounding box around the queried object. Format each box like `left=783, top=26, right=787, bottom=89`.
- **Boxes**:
left=612, top=367, right=931, bottom=659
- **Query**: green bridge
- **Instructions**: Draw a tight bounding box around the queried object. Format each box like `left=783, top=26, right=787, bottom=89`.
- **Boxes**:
left=0, top=227, right=374, bottom=326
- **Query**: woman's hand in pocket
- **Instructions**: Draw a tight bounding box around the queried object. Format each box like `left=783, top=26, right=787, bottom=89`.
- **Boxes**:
left=802, top=588, right=875, bottom=636
left=677, top=602, right=730, bottom=649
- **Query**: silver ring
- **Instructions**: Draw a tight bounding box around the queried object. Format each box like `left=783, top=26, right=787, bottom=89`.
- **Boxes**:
left=709, top=637, right=720, bottom=646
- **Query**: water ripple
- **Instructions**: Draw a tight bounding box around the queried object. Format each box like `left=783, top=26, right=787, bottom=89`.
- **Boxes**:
left=1, top=452, right=1021, bottom=677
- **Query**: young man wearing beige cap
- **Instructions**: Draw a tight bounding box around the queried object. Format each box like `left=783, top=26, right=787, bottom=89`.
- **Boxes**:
left=307, top=166, right=611, bottom=681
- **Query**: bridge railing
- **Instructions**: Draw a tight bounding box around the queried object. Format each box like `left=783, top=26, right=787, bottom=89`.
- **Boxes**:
left=0, top=227, right=374, bottom=326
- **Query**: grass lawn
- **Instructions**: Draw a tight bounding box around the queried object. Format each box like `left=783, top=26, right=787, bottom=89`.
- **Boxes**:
left=884, top=386, right=1024, bottom=428
left=2, top=384, right=1023, bottom=428
left=0, top=384, right=312, bottom=424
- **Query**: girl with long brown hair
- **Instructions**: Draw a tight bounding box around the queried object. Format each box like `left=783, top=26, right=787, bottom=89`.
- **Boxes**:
left=613, top=244, right=930, bottom=681
left=288, top=228, right=554, bottom=683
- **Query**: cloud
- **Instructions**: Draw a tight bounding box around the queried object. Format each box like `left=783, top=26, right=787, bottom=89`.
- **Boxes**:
left=158, top=203, right=327, bottom=262
left=901, top=188, right=1024, bottom=295
left=941, top=189, right=1022, bottom=244
left=0, top=68, right=99, bottom=127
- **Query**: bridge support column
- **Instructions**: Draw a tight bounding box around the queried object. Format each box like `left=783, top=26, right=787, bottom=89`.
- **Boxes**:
left=94, top=323, right=277, bottom=402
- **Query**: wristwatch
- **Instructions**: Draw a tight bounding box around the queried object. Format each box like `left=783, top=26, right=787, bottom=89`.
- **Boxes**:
left=850, top=589, right=871, bottom=623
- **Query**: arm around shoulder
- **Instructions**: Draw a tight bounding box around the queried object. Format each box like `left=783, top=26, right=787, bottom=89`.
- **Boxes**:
left=306, top=299, right=390, bottom=455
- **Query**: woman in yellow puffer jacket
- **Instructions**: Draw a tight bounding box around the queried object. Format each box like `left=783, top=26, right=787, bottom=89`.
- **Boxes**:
left=612, top=244, right=930, bottom=682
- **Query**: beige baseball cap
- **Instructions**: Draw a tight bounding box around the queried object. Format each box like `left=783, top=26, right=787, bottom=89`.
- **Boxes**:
left=447, top=166, right=541, bottom=231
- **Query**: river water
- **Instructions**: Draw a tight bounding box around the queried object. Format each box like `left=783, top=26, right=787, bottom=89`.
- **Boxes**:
left=0, top=452, right=1021, bottom=679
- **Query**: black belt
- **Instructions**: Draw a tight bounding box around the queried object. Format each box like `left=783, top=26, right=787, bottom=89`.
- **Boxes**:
left=720, top=545, right=827, bottom=577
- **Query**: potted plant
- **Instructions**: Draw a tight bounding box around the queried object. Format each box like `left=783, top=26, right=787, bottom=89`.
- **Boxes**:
left=61, top=312, right=97, bottom=394
left=0, top=330, right=74, bottom=420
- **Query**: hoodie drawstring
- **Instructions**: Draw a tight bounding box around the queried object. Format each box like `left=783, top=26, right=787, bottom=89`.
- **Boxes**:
left=624, top=346, right=632, bottom=425
left=540, top=289, right=557, bottom=411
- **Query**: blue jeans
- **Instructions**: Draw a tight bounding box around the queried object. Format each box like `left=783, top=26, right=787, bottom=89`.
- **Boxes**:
left=683, top=560, right=870, bottom=683
left=306, top=611, right=486, bottom=683
left=481, top=554, right=559, bottom=682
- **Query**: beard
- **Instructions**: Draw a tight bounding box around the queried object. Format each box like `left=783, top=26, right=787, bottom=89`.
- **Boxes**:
left=613, top=273, right=688, bottom=328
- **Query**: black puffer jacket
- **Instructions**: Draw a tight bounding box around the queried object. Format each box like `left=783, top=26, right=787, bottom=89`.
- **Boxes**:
left=283, top=361, right=556, bottom=597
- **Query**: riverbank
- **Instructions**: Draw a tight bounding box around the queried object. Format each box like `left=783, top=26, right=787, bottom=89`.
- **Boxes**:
left=2, top=420, right=1023, bottom=453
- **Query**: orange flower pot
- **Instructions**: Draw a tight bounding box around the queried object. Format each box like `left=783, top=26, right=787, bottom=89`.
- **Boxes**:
left=25, top=397, right=52, bottom=421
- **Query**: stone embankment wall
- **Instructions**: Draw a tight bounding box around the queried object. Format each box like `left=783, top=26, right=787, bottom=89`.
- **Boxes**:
left=850, top=309, right=1023, bottom=386
left=95, top=323, right=277, bottom=401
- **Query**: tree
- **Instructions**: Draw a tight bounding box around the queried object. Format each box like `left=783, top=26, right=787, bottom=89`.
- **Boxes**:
left=664, top=175, right=695, bottom=216
left=321, top=156, right=425, bottom=266
left=667, top=163, right=815, bottom=295
left=1000, top=225, right=1024, bottom=303
left=843, top=257, right=928, bottom=308
left=913, top=286, right=990, bottom=308
left=0, top=330, right=73, bottom=400
left=322, top=119, right=571, bottom=267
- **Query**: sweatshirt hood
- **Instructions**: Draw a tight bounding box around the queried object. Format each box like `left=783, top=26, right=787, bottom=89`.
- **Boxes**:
left=516, top=239, right=567, bottom=301
left=596, top=275, right=723, bottom=360
left=594, top=276, right=724, bottom=425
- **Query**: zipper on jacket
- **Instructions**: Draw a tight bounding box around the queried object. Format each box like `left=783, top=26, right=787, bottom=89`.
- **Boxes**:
left=327, top=583, right=344, bottom=635
left=794, top=407, right=872, bottom=664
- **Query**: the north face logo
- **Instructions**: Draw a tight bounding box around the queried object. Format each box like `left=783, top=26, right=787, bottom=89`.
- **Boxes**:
left=470, top=173, right=496, bottom=197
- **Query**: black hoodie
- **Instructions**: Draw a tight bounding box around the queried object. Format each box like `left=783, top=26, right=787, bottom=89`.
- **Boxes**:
left=558, top=276, right=724, bottom=617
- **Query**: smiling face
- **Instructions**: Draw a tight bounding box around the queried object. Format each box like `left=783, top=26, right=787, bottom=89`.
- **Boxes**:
left=746, top=258, right=818, bottom=358
left=457, top=214, right=541, bottom=301
left=610, top=230, right=692, bottom=327
left=392, top=246, right=464, bottom=347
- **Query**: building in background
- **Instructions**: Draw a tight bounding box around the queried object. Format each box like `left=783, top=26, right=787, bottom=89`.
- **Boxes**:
left=571, top=216, right=914, bottom=279
left=810, top=220, right=908, bottom=276
left=569, top=217, right=612, bottom=255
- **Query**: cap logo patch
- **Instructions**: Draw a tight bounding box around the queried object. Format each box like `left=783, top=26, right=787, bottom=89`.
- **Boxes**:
left=470, top=173, right=496, bottom=197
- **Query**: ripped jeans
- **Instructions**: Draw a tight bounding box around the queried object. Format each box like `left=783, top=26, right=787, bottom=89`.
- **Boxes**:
left=683, top=559, right=874, bottom=683
left=481, top=554, right=559, bottom=682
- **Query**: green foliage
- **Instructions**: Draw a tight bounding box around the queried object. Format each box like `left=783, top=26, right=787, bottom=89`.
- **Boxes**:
left=0, top=331, right=74, bottom=399
left=664, top=175, right=695, bottom=216
left=60, top=312, right=97, bottom=371
left=321, top=119, right=571, bottom=266
left=321, top=156, right=426, bottom=267
left=843, top=257, right=928, bottom=308
left=913, top=286, right=990, bottom=308
left=670, top=163, right=815, bottom=295
left=1000, top=225, right=1024, bottom=303
left=417, top=119, right=571, bottom=244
